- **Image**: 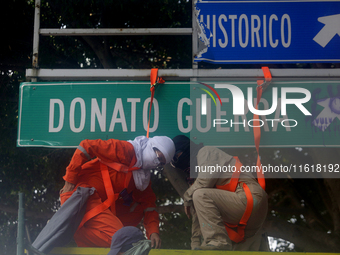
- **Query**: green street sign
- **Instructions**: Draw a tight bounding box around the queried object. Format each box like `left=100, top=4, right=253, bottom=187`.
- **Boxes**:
left=17, top=81, right=340, bottom=148
left=18, top=81, right=190, bottom=148
left=190, top=81, right=340, bottom=147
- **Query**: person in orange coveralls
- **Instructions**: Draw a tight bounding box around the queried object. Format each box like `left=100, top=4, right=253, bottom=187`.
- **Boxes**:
left=59, top=136, right=175, bottom=249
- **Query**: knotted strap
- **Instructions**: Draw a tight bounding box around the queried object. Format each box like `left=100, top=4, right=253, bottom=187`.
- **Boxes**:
left=254, top=66, right=271, bottom=190
left=147, top=68, right=164, bottom=138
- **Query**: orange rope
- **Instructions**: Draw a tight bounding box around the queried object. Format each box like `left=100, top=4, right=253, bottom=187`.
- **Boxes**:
left=147, top=69, right=164, bottom=138
left=254, top=66, right=272, bottom=190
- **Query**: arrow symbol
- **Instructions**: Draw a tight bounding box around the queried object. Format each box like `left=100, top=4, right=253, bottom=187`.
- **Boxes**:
left=313, top=14, right=340, bottom=47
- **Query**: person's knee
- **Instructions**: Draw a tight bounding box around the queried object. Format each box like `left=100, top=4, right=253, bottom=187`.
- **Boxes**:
left=193, top=189, right=208, bottom=205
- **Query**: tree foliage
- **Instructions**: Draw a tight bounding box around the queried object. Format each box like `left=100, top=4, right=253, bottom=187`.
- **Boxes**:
left=37, top=0, right=192, bottom=69
left=1, top=0, right=340, bottom=254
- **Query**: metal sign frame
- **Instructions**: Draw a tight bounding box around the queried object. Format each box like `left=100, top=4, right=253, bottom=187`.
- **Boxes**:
left=27, top=0, right=340, bottom=82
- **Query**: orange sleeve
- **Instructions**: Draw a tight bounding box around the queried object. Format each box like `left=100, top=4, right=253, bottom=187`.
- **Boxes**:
left=133, top=183, right=159, bottom=238
left=144, top=210, right=159, bottom=239
left=63, top=139, right=135, bottom=185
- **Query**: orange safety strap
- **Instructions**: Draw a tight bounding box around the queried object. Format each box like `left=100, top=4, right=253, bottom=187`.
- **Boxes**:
left=147, top=68, right=164, bottom=138
left=216, top=156, right=242, bottom=192
left=100, top=160, right=139, bottom=173
left=254, top=67, right=271, bottom=191
left=224, top=183, right=254, bottom=243
left=215, top=157, right=254, bottom=243
left=77, top=68, right=164, bottom=230
left=216, top=70, right=273, bottom=241
left=77, top=163, right=132, bottom=230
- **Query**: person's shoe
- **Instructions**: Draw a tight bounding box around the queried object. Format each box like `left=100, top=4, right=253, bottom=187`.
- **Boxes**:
left=199, top=244, right=230, bottom=250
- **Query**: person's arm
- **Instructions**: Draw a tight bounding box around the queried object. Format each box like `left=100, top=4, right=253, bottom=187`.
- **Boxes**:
left=59, top=181, right=75, bottom=194
left=133, top=183, right=161, bottom=248
left=183, top=177, right=218, bottom=207
left=183, top=146, right=233, bottom=207
left=63, top=139, right=135, bottom=185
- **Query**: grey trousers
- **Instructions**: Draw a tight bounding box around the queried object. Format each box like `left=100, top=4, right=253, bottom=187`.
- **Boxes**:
left=191, top=182, right=268, bottom=250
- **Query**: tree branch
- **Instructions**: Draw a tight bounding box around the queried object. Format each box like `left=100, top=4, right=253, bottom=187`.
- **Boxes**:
left=157, top=205, right=184, bottom=214
left=82, top=36, right=115, bottom=68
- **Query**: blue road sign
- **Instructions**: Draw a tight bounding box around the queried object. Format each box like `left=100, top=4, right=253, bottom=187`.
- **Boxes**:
left=194, top=0, right=340, bottom=64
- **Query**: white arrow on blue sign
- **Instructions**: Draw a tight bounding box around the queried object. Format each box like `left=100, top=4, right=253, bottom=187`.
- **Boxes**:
left=194, top=0, right=340, bottom=64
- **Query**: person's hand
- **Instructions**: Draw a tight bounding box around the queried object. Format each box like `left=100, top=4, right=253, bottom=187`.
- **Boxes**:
left=60, top=181, right=75, bottom=194
left=150, top=233, right=161, bottom=249
left=184, top=205, right=191, bottom=219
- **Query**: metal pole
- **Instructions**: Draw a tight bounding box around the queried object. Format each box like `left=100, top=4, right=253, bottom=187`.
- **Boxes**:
left=191, top=0, right=198, bottom=82
left=39, top=28, right=192, bottom=36
left=32, top=0, right=41, bottom=82
left=17, top=192, right=25, bottom=255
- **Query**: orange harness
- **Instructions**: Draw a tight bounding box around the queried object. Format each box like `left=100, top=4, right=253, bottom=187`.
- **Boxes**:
left=216, top=157, right=256, bottom=243
left=78, top=69, right=163, bottom=230
left=77, top=163, right=132, bottom=230
left=216, top=67, right=270, bottom=243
